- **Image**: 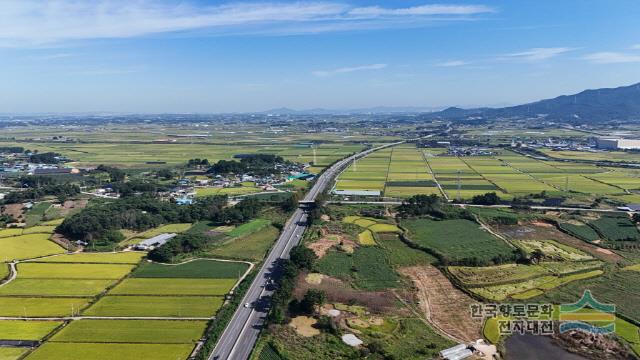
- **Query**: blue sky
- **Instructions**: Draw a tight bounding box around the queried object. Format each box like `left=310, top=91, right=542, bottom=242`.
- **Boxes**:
left=1, top=0, right=639, bottom=113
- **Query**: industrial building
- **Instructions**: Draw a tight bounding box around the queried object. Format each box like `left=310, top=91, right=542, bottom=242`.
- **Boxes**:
left=596, top=138, right=640, bottom=150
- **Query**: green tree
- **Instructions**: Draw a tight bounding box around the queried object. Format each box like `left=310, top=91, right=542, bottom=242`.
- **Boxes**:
left=289, top=245, right=317, bottom=270
left=300, top=289, right=326, bottom=314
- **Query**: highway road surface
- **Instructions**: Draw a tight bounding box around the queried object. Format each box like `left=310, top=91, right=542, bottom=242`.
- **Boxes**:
left=209, top=141, right=403, bottom=360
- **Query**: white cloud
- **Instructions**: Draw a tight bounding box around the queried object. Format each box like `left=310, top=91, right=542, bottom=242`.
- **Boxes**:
left=348, top=4, right=495, bottom=17
left=312, top=63, right=387, bottom=77
left=584, top=52, right=640, bottom=64
left=631, top=44, right=640, bottom=50
left=435, top=60, right=468, bottom=67
left=502, top=47, right=574, bottom=61
left=0, top=1, right=495, bottom=47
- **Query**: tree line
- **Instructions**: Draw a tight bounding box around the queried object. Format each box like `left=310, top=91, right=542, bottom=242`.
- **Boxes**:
left=56, top=195, right=262, bottom=245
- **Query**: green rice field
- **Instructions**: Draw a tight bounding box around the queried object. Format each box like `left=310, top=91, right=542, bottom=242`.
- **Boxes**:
left=0, top=321, right=63, bottom=341
left=0, top=297, right=91, bottom=317
left=109, top=278, right=236, bottom=296
left=16, top=263, right=136, bottom=279
left=36, top=252, right=145, bottom=264
left=132, top=259, right=249, bottom=279
left=25, top=342, right=197, bottom=360
left=83, top=296, right=222, bottom=317
left=49, top=319, right=207, bottom=343
left=0, top=234, right=65, bottom=262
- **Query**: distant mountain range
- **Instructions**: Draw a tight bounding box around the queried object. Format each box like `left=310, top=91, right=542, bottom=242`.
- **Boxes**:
left=260, top=106, right=445, bottom=115
left=427, top=82, right=640, bottom=123
left=262, top=82, right=640, bottom=123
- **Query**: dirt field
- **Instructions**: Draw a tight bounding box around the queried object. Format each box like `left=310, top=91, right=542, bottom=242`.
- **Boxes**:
left=289, top=316, right=320, bottom=337
left=400, top=265, right=482, bottom=343
left=1, top=203, right=24, bottom=221
left=294, top=275, right=399, bottom=314
left=58, top=199, right=88, bottom=216
left=494, top=223, right=623, bottom=263
left=306, top=234, right=356, bottom=258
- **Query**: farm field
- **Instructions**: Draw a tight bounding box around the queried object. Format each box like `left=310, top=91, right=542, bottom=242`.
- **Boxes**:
left=315, top=246, right=399, bottom=290
left=25, top=342, right=196, bottom=360
left=333, top=145, right=640, bottom=200
left=469, top=270, right=603, bottom=301
left=108, top=278, right=236, bottom=296
left=16, top=263, right=136, bottom=279
left=227, top=219, right=271, bottom=238
left=83, top=295, right=223, bottom=317
left=0, top=347, right=28, bottom=360
left=0, top=321, right=63, bottom=341
left=209, top=224, right=280, bottom=261
left=132, top=259, right=249, bottom=278
left=513, top=239, right=594, bottom=261
left=448, top=261, right=603, bottom=287
left=49, top=319, right=207, bottom=343
left=0, top=233, right=65, bottom=262
left=136, top=223, right=192, bottom=239
left=0, top=279, right=116, bottom=297
left=0, top=141, right=364, bottom=169
left=335, top=145, right=442, bottom=197
left=195, top=186, right=262, bottom=197
left=36, top=252, right=145, bottom=264
left=401, top=218, right=513, bottom=264
left=588, top=215, right=640, bottom=242
left=0, top=297, right=91, bottom=317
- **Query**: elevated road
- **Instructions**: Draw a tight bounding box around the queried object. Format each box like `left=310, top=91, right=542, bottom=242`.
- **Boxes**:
left=209, top=141, right=403, bottom=360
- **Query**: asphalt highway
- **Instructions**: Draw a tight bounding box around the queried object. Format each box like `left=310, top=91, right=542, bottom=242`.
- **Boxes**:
left=209, top=141, right=403, bottom=360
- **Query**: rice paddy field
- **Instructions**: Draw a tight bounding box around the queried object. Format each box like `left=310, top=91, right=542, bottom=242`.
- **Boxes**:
left=334, top=145, right=640, bottom=201
left=0, top=140, right=364, bottom=170
left=0, top=236, right=248, bottom=360
left=0, top=233, right=65, bottom=262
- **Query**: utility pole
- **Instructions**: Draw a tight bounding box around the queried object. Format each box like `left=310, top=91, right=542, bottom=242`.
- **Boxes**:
left=312, top=146, right=317, bottom=165
left=565, top=176, right=569, bottom=192
left=457, top=169, right=461, bottom=202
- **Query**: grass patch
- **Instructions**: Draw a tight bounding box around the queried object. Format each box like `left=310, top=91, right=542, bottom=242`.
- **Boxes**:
left=83, top=296, right=222, bottom=317
left=401, top=218, right=513, bottom=265
left=377, top=234, right=437, bottom=267
left=109, top=278, right=236, bottom=296
left=227, top=219, right=271, bottom=238
left=209, top=225, right=279, bottom=261
left=316, top=247, right=399, bottom=290
left=0, top=320, right=63, bottom=340
left=49, top=319, right=207, bottom=343
left=137, top=223, right=192, bottom=239
left=133, top=259, right=249, bottom=279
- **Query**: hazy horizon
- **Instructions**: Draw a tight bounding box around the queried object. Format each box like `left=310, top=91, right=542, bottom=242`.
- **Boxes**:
left=1, top=0, right=639, bottom=113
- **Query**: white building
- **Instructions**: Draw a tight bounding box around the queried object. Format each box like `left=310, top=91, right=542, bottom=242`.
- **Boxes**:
left=596, top=138, right=640, bottom=150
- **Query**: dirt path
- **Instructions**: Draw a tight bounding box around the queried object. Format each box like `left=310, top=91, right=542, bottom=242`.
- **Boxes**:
left=400, top=265, right=482, bottom=343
